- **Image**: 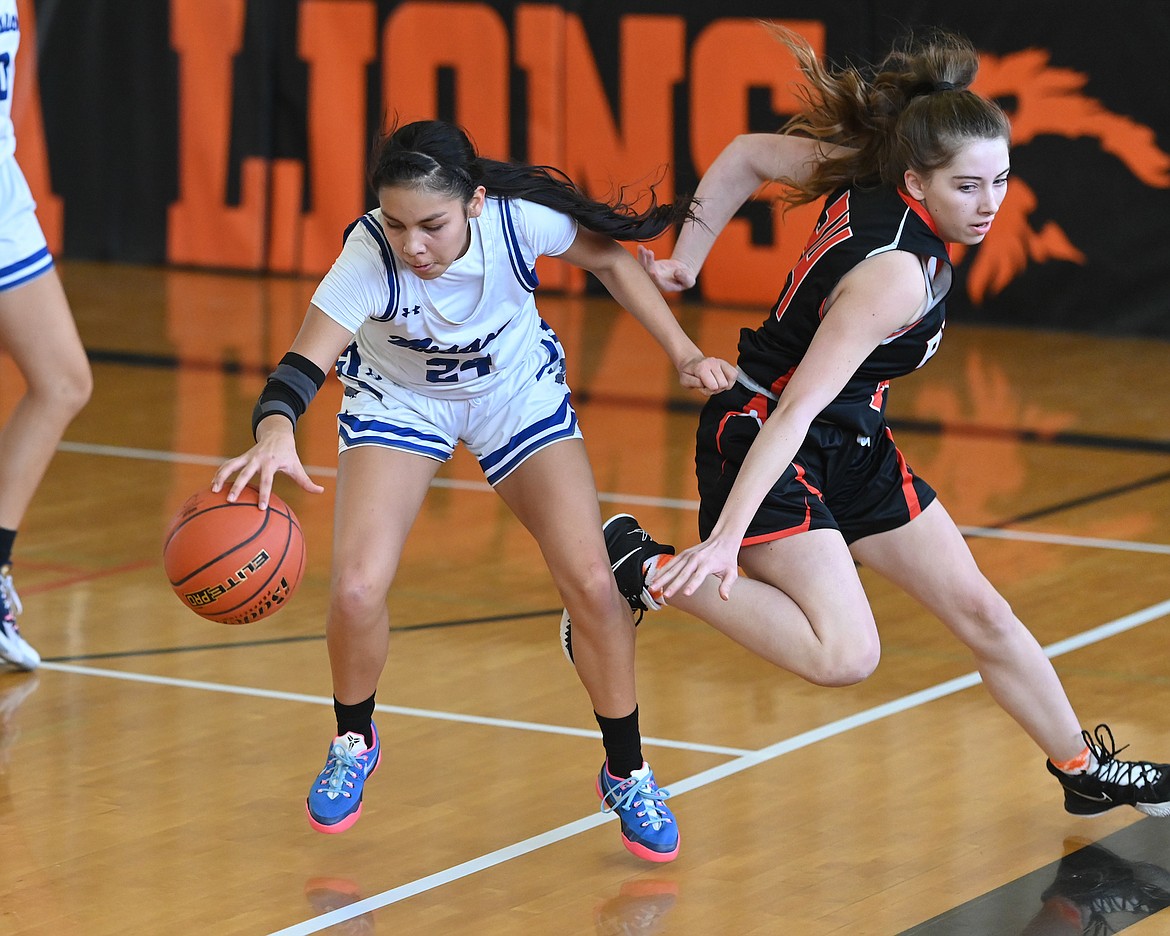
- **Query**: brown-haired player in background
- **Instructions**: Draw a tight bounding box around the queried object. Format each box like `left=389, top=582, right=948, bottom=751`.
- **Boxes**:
left=0, top=0, right=93, bottom=671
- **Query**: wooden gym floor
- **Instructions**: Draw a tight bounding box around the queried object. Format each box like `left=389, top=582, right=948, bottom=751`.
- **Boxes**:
left=0, top=260, right=1168, bottom=935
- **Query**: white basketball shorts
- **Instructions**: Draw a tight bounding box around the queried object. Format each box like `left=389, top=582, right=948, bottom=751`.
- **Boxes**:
left=0, top=155, right=53, bottom=293
left=336, top=321, right=582, bottom=485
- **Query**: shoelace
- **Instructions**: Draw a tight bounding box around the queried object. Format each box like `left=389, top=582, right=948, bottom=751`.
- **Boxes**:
left=602, top=773, right=673, bottom=829
left=0, top=568, right=22, bottom=619
left=1084, top=724, right=1164, bottom=788
left=1082, top=912, right=1117, bottom=936
left=1089, top=890, right=1161, bottom=915
left=316, top=742, right=362, bottom=797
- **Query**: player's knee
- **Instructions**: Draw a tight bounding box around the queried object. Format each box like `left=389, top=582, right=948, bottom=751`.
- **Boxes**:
left=807, top=633, right=881, bottom=687
left=561, top=552, right=617, bottom=608
left=63, top=360, right=94, bottom=414
left=28, top=358, right=92, bottom=418
left=557, top=554, right=624, bottom=630
left=950, top=586, right=1016, bottom=649
left=54, top=366, right=93, bottom=419
left=329, top=571, right=389, bottom=624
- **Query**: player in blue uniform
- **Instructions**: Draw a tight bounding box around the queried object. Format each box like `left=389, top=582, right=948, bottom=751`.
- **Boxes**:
left=214, top=119, right=735, bottom=860
left=571, top=26, right=1170, bottom=820
left=0, top=0, right=92, bottom=670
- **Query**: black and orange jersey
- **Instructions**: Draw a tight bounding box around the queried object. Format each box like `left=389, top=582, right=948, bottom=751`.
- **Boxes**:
left=736, top=183, right=953, bottom=438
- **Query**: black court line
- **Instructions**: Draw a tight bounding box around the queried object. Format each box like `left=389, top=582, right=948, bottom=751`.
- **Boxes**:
left=571, top=387, right=1170, bottom=457
left=995, top=470, right=1170, bottom=527
left=901, top=817, right=1170, bottom=934
left=41, top=607, right=562, bottom=663
left=987, top=469, right=1170, bottom=530
left=87, top=347, right=1170, bottom=457
left=88, top=348, right=261, bottom=375
left=887, top=416, right=1170, bottom=457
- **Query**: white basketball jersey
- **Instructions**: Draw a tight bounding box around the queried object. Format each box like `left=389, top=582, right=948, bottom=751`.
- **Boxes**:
left=0, top=0, right=18, bottom=161
left=312, top=196, right=577, bottom=401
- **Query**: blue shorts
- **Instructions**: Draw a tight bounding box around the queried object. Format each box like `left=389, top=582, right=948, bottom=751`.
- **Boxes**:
left=0, top=156, right=53, bottom=292
left=695, top=383, right=936, bottom=545
left=336, top=324, right=582, bottom=486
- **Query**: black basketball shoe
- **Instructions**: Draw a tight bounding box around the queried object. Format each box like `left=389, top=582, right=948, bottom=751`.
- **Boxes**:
left=560, top=514, right=674, bottom=665
left=1047, top=724, right=1170, bottom=817
left=1042, top=840, right=1170, bottom=924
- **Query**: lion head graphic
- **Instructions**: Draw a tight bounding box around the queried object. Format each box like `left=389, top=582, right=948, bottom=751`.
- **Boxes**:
left=957, top=48, right=1170, bottom=303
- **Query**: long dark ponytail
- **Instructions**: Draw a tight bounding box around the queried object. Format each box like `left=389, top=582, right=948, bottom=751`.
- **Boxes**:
left=368, top=120, right=693, bottom=242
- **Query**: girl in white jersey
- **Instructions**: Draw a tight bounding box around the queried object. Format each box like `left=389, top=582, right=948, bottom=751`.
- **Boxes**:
left=213, top=119, right=735, bottom=861
left=0, top=1, right=93, bottom=671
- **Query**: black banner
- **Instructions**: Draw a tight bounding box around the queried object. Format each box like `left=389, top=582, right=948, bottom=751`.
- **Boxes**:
left=14, top=0, right=1170, bottom=337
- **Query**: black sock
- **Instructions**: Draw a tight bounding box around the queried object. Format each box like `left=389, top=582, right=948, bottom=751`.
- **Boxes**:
left=595, top=706, right=643, bottom=779
left=0, top=528, right=16, bottom=568
left=334, top=694, right=376, bottom=747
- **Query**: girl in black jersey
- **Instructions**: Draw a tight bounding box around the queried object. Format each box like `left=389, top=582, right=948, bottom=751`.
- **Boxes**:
left=598, top=26, right=1170, bottom=819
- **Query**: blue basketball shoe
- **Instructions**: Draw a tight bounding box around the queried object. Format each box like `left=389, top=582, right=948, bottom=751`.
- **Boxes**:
left=597, top=760, right=679, bottom=862
left=306, top=722, right=381, bottom=833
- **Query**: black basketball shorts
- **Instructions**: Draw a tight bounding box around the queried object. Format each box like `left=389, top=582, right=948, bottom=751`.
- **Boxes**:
left=694, top=386, right=936, bottom=546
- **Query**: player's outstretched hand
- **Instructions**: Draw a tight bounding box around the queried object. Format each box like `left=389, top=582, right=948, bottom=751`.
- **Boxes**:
left=678, top=354, right=737, bottom=396
left=652, top=533, right=741, bottom=602
left=211, top=417, right=324, bottom=510
left=638, top=245, right=698, bottom=292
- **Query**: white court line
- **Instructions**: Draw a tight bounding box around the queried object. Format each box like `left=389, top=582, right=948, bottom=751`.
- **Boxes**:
left=263, top=596, right=1170, bottom=935
left=56, top=440, right=1170, bottom=553
left=35, top=663, right=751, bottom=758
left=50, top=439, right=1170, bottom=931
left=959, top=525, right=1170, bottom=556
left=38, top=600, right=1170, bottom=934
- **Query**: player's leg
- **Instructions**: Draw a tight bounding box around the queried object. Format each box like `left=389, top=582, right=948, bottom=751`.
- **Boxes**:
left=0, top=268, right=92, bottom=529
left=327, top=444, right=438, bottom=703
left=305, top=443, right=439, bottom=834
left=851, top=499, right=1082, bottom=754
left=666, top=529, right=882, bottom=686
left=850, top=499, right=1170, bottom=816
left=0, top=267, right=91, bottom=670
left=639, top=396, right=879, bottom=684
left=562, top=421, right=880, bottom=684
left=494, top=439, right=678, bottom=862
left=495, top=438, right=634, bottom=716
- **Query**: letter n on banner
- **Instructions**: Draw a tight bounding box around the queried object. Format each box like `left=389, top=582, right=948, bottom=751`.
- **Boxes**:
left=690, top=19, right=825, bottom=307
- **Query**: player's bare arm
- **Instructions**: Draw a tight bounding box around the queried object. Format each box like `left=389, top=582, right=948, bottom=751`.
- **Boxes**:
left=213, top=306, right=354, bottom=508
left=639, top=134, right=851, bottom=291
left=560, top=227, right=735, bottom=394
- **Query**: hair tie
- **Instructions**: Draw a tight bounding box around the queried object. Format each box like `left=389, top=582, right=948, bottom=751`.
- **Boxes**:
left=910, top=80, right=958, bottom=99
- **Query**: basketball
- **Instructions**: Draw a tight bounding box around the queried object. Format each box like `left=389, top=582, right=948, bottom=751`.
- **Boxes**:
left=163, top=486, right=306, bottom=624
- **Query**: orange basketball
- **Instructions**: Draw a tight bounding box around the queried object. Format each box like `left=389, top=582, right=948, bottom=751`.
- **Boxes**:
left=163, top=486, right=306, bottom=624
